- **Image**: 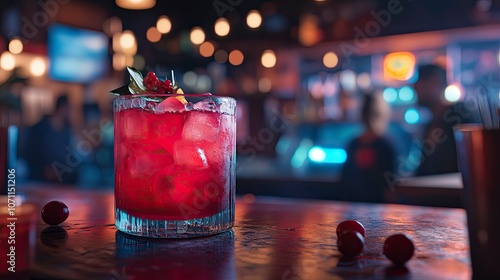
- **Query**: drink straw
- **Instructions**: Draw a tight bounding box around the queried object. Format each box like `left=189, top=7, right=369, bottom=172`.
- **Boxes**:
left=171, top=70, right=176, bottom=88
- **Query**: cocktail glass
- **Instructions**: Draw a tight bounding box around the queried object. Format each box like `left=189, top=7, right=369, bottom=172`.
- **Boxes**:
left=113, top=94, right=236, bottom=238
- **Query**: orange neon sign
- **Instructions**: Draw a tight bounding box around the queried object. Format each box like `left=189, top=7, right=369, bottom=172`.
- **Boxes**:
left=383, top=52, right=415, bottom=81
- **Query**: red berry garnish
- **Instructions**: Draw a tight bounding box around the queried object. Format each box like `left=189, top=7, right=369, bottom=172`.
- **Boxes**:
left=146, top=71, right=157, bottom=79
left=144, top=82, right=155, bottom=91
left=143, top=77, right=154, bottom=90
left=156, top=85, right=166, bottom=94
left=41, top=201, right=69, bottom=225
left=143, top=72, right=160, bottom=90
left=336, top=220, right=366, bottom=237
left=383, top=234, right=415, bottom=266
left=163, top=80, right=173, bottom=93
left=337, top=230, right=364, bottom=257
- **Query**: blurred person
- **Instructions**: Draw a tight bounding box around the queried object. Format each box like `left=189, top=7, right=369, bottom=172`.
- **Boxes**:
left=24, top=94, right=78, bottom=183
left=413, top=64, right=478, bottom=176
left=340, top=93, right=396, bottom=203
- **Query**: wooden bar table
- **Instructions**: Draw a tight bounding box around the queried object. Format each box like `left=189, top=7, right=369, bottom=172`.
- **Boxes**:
left=23, top=185, right=470, bottom=280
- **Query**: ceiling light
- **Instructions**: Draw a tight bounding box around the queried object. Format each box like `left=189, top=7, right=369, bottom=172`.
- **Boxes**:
left=116, top=0, right=156, bottom=10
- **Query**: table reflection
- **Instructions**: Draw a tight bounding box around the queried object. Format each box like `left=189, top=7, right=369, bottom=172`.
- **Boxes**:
left=115, top=230, right=236, bottom=280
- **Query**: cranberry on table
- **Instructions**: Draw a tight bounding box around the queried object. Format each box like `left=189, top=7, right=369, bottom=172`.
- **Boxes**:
left=336, top=220, right=366, bottom=237
left=337, top=230, right=365, bottom=257
left=41, top=201, right=70, bottom=226
left=383, top=234, right=415, bottom=266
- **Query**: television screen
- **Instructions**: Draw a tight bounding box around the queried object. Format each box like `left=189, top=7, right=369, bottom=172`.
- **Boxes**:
left=48, top=24, right=108, bottom=83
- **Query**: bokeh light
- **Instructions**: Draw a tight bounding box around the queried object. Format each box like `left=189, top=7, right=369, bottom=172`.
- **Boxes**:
left=190, top=27, right=205, bottom=45
left=112, top=32, right=122, bottom=52
left=120, top=30, right=135, bottom=49
left=146, top=26, right=161, bottom=43
left=113, top=53, right=126, bottom=70
left=30, top=58, right=46, bottom=77
left=444, top=85, right=461, bottom=102
left=183, top=71, right=197, bottom=87
left=308, top=146, right=347, bottom=164
left=399, top=86, right=415, bottom=102
left=228, top=50, right=244, bottom=66
left=0, top=52, right=15, bottom=71
left=339, top=70, right=356, bottom=91
left=308, top=146, right=326, bottom=162
left=357, top=72, right=371, bottom=89
left=404, top=108, right=420, bottom=124
left=8, top=39, right=23, bottom=54
left=156, top=16, right=172, bottom=34
left=199, top=41, right=215, bottom=57
left=133, top=55, right=145, bottom=70
left=261, top=49, right=276, bottom=68
left=125, top=55, right=134, bottom=66
left=258, top=77, right=272, bottom=92
left=323, top=52, right=338, bottom=68
left=103, top=17, right=122, bottom=36
left=299, top=14, right=321, bottom=46
left=214, top=18, right=230, bottom=37
left=214, top=49, right=228, bottom=63
left=383, top=88, right=398, bottom=103
left=196, top=74, right=212, bottom=92
left=246, top=10, right=262, bottom=29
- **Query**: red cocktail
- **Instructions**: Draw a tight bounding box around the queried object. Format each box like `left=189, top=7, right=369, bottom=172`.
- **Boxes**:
left=114, top=93, right=236, bottom=238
